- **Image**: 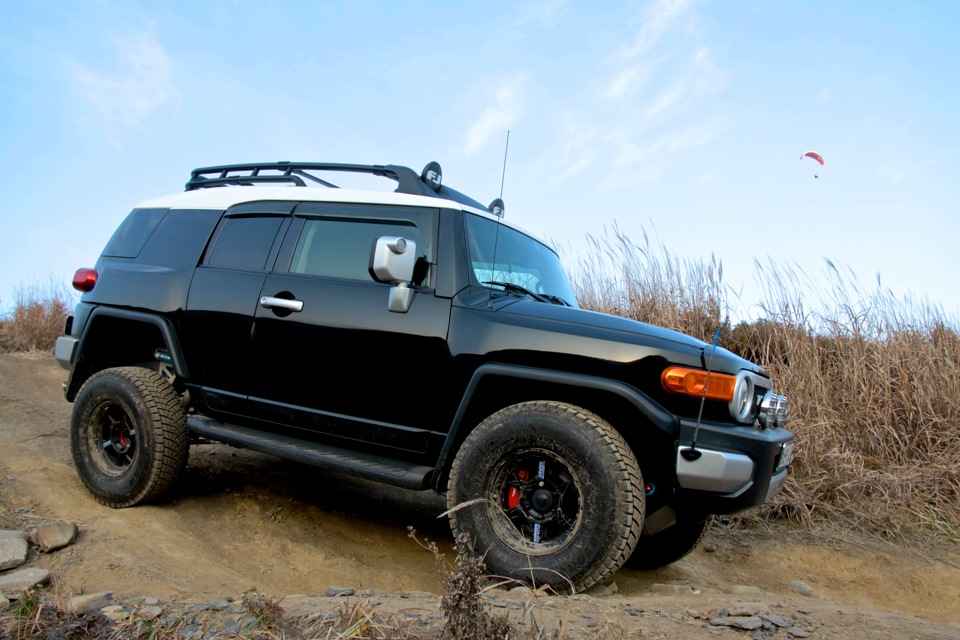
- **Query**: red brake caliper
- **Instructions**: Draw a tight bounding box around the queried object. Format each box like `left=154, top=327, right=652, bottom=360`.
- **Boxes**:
left=507, top=469, right=530, bottom=509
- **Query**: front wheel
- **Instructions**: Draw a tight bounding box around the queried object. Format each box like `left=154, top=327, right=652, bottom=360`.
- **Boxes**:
left=446, top=401, right=644, bottom=592
left=70, top=366, right=188, bottom=508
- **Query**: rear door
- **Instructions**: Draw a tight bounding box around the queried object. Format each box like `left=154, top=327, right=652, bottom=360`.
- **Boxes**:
left=249, top=202, right=451, bottom=457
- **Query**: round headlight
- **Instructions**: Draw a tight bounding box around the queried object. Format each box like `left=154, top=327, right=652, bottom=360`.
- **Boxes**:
left=729, top=371, right=755, bottom=423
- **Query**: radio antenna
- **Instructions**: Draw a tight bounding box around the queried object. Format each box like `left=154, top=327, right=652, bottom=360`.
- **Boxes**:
left=500, top=130, right=510, bottom=198
left=681, top=327, right=721, bottom=462
left=487, top=131, right=510, bottom=308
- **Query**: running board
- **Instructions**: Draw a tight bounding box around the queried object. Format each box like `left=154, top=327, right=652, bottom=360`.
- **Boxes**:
left=187, top=415, right=433, bottom=490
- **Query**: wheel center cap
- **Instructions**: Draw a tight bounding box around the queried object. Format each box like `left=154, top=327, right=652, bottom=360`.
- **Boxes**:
left=531, top=488, right=554, bottom=513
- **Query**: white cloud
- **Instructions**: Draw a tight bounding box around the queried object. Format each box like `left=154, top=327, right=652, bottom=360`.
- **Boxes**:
left=511, top=0, right=568, bottom=28
left=645, top=86, right=684, bottom=117
left=557, top=113, right=600, bottom=178
left=614, top=0, right=696, bottom=60
left=465, top=73, right=529, bottom=155
left=604, top=62, right=656, bottom=100
left=644, top=47, right=726, bottom=118
left=70, top=31, right=179, bottom=143
left=602, top=0, right=707, bottom=101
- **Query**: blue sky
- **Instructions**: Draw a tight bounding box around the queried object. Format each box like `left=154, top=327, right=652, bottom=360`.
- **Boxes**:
left=2, top=1, right=958, bottom=323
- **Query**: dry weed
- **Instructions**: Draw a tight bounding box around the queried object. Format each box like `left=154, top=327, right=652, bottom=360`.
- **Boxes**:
left=0, top=282, right=72, bottom=353
left=573, top=228, right=960, bottom=542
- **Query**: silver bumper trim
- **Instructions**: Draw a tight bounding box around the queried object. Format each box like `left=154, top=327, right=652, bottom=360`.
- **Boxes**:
left=55, top=336, right=79, bottom=370
left=677, top=447, right=754, bottom=493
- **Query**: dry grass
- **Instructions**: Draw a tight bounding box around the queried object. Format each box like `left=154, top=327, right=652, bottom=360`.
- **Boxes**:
left=0, top=282, right=72, bottom=354
left=573, top=228, right=960, bottom=543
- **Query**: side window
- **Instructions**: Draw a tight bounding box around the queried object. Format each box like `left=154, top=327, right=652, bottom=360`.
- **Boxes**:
left=206, top=215, right=285, bottom=271
left=290, top=218, right=423, bottom=283
left=102, top=208, right=168, bottom=258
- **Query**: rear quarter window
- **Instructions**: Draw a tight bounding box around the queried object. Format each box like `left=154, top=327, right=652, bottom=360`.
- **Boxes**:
left=101, top=208, right=168, bottom=258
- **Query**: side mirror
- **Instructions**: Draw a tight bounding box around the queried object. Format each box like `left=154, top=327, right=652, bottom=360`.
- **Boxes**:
left=370, top=236, right=417, bottom=313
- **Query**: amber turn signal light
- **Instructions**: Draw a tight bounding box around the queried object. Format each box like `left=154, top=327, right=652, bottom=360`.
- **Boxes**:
left=660, top=366, right=736, bottom=401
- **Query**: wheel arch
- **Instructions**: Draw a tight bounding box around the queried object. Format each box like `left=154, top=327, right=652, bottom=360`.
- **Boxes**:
left=431, top=363, right=679, bottom=491
left=66, top=308, right=189, bottom=402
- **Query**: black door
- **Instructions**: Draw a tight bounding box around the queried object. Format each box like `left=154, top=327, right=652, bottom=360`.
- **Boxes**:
left=183, top=203, right=292, bottom=415
left=249, top=203, right=451, bottom=457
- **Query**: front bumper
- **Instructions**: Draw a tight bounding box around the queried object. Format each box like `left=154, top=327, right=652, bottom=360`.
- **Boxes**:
left=674, top=417, right=794, bottom=515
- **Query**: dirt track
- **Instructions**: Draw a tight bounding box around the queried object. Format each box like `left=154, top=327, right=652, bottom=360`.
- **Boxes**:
left=2, top=352, right=959, bottom=638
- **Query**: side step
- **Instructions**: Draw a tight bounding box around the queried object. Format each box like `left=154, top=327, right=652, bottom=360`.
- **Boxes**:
left=187, top=415, right=434, bottom=491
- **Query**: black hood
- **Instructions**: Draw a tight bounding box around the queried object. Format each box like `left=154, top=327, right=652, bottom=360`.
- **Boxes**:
left=493, top=298, right=765, bottom=376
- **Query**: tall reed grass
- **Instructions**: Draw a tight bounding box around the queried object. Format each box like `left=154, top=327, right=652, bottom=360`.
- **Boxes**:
left=572, top=228, right=960, bottom=542
left=0, top=282, right=72, bottom=353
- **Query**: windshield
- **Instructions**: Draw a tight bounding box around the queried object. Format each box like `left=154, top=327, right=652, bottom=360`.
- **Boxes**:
left=464, top=212, right=578, bottom=308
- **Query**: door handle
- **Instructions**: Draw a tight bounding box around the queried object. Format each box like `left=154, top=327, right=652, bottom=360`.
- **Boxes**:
left=259, top=296, right=303, bottom=312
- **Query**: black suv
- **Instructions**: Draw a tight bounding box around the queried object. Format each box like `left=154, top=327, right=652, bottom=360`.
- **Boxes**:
left=55, top=161, right=794, bottom=591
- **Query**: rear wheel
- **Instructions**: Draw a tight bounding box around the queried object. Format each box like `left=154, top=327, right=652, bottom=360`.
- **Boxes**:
left=446, top=401, right=643, bottom=591
left=70, top=366, right=188, bottom=508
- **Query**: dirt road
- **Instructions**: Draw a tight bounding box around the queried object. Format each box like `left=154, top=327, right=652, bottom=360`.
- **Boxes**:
left=1, top=352, right=959, bottom=638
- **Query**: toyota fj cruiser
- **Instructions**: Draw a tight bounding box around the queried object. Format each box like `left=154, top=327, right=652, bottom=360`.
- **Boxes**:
left=55, top=160, right=794, bottom=591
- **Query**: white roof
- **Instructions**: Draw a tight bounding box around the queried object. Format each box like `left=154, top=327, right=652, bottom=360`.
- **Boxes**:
left=135, top=186, right=464, bottom=211
left=135, top=186, right=540, bottom=238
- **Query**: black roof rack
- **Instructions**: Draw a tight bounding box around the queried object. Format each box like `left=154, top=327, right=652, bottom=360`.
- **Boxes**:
left=185, top=161, right=490, bottom=211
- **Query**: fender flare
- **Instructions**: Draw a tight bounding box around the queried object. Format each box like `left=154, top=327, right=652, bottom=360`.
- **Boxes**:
left=431, top=363, right=678, bottom=490
left=67, top=308, right=189, bottom=400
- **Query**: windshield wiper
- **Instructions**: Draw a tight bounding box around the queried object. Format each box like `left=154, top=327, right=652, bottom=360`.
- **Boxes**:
left=541, top=293, right=572, bottom=307
left=483, top=281, right=553, bottom=304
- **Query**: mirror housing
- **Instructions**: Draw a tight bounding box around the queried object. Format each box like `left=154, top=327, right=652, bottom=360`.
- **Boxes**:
left=370, top=236, right=417, bottom=313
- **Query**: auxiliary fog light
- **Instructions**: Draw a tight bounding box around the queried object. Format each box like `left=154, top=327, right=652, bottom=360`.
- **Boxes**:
left=777, top=441, right=795, bottom=471
left=775, top=395, right=789, bottom=428
left=759, top=391, right=789, bottom=428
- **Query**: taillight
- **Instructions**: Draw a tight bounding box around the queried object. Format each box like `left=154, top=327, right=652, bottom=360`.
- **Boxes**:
left=72, top=268, right=98, bottom=292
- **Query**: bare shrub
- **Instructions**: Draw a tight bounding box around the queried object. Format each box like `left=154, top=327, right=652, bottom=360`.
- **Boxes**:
left=573, top=229, right=960, bottom=542
left=0, top=282, right=73, bottom=353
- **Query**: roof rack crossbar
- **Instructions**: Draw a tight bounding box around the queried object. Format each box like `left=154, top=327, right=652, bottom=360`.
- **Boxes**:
left=185, top=162, right=416, bottom=193
left=183, top=161, right=490, bottom=211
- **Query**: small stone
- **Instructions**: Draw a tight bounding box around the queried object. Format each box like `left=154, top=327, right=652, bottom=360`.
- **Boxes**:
left=71, top=592, right=114, bottom=613
left=710, top=616, right=764, bottom=630
left=762, top=613, right=791, bottom=628
left=0, top=568, right=49, bottom=595
left=28, top=520, right=78, bottom=553
left=0, top=594, right=9, bottom=612
left=0, top=537, right=28, bottom=571
left=101, top=605, right=130, bottom=621
left=0, top=530, right=29, bottom=541
left=141, top=597, right=160, bottom=606
left=788, top=628, right=811, bottom=638
left=728, top=604, right=761, bottom=617
left=788, top=580, right=815, bottom=597
left=139, top=605, right=163, bottom=619
left=325, top=587, right=356, bottom=597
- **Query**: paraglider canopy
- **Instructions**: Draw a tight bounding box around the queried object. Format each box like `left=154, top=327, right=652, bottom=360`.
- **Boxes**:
left=801, top=151, right=824, bottom=166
